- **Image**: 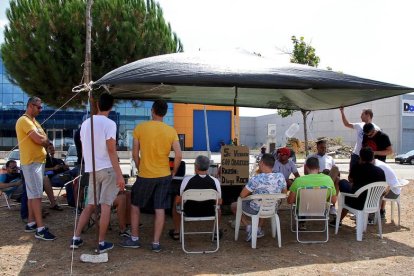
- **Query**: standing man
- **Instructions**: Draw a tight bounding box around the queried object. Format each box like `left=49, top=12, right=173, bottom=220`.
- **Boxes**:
left=16, top=96, right=55, bottom=240
left=121, top=99, right=182, bottom=252
left=70, top=93, right=125, bottom=252
left=340, top=107, right=380, bottom=169
left=362, top=123, right=393, bottom=162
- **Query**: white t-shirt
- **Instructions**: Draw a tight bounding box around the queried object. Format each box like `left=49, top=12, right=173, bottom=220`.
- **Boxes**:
left=374, top=159, right=401, bottom=195
left=352, top=122, right=380, bottom=155
left=307, top=153, right=335, bottom=172
left=272, top=159, right=298, bottom=179
left=80, top=115, right=117, bottom=172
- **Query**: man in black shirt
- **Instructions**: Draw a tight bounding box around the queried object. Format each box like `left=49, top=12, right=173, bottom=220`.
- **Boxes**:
left=333, top=147, right=385, bottom=225
left=362, top=123, right=393, bottom=162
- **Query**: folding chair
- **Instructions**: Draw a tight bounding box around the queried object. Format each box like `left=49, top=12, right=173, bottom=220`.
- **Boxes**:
left=290, top=186, right=332, bottom=243
left=180, top=189, right=220, bottom=254
left=234, top=193, right=286, bottom=249
left=0, top=189, right=11, bottom=209
left=335, top=181, right=387, bottom=241
left=382, top=179, right=409, bottom=226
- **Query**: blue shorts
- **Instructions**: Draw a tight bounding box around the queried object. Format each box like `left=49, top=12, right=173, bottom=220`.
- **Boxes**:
left=242, top=200, right=259, bottom=215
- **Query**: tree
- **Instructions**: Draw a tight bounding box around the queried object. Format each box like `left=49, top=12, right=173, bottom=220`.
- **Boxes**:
left=1, top=0, right=183, bottom=108
left=277, top=36, right=320, bottom=155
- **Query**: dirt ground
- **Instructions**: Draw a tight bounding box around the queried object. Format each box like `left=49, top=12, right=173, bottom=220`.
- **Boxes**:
left=1, top=181, right=414, bottom=276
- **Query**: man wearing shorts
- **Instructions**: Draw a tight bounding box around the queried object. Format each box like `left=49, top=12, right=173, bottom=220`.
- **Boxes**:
left=121, top=99, right=182, bottom=252
left=16, top=96, right=54, bottom=240
left=70, top=93, right=125, bottom=253
left=231, top=153, right=287, bottom=242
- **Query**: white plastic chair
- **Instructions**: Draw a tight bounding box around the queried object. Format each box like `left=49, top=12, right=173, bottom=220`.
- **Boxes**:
left=180, top=189, right=220, bottom=254
left=234, top=193, right=286, bottom=249
left=290, top=187, right=332, bottom=243
left=335, top=181, right=388, bottom=241
left=382, top=179, right=409, bottom=226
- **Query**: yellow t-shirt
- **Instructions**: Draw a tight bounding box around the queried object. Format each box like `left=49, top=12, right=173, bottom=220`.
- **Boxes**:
left=133, top=120, right=179, bottom=178
left=15, top=115, right=47, bottom=165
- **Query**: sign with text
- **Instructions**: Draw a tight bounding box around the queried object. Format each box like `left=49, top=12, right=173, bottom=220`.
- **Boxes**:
left=220, top=145, right=249, bottom=186
left=402, top=99, right=414, bottom=116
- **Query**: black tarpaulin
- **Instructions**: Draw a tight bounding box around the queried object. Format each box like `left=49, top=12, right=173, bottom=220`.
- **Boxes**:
left=93, top=50, right=413, bottom=110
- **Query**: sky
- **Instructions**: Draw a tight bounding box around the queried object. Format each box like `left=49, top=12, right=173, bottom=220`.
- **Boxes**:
left=1, top=0, right=413, bottom=116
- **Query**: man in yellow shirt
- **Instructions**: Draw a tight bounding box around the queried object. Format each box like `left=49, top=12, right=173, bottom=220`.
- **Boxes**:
left=121, top=100, right=182, bottom=252
left=15, top=97, right=55, bottom=240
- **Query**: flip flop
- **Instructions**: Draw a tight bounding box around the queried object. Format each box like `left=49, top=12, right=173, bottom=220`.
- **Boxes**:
left=50, top=204, right=63, bottom=211
left=168, top=229, right=180, bottom=241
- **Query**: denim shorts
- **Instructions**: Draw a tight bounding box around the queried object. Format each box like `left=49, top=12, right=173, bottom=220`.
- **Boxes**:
left=242, top=200, right=259, bottom=215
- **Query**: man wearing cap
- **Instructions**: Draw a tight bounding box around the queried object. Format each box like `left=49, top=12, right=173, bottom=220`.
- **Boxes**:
left=272, top=147, right=300, bottom=188
left=362, top=123, right=393, bottom=162
left=339, top=107, right=380, bottom=169
left=306, top=139, right=335, bottom=174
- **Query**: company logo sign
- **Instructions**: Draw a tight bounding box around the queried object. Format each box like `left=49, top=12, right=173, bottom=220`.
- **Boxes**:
left=402, top=100, right=414, bottom=117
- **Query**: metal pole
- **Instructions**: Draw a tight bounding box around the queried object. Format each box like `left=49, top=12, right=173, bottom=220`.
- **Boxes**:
left=203, top=105, right=211, bottom=159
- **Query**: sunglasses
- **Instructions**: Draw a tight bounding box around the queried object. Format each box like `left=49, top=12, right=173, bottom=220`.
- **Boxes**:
left=9, top=166, right=18, bottom=170
left=32, top=103, right=43, bottom=110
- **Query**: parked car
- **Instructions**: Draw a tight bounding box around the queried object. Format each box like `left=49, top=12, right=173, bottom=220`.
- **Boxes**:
left=63, top=145, right=78, bottom=169
left=4, top=149, right=20, bottom=167
left=395, top=150, right=414, bottom=165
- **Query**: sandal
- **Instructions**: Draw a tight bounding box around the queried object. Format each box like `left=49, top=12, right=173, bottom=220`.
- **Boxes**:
left=168, top=229, right=180, bottom=241
left=50, top=204, right=63, bottom=211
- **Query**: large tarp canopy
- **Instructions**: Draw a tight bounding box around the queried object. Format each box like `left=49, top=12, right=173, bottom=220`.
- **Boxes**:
left=94, top=50, right=413, bottom=111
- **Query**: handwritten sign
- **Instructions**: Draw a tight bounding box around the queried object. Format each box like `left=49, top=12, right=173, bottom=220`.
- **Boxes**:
left=221, top=145, right=249, bottom=186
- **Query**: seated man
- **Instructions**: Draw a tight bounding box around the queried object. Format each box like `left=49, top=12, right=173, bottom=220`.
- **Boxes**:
left=333, top=147, right=386, bottom=225
left=305, top=139, right=335, bottom=174
left=0, top=160, right=23, bottom=201
left=288, top=157, right=337, bottom=230
left=113, top=190, right=132, bottom=237
left=272, top=147, right=300, bottom=188
left=45, top=143, right=78, bottom=207
left=374, top=158, right=401, bottom=221
left=231, top=153, right=287, bottom=242
left=169, top=155, right=222, bottom=240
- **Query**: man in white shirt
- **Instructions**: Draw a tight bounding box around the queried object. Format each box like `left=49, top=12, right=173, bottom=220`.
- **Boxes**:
left=306, top=139, right=335, bottom=174
left=272, top=147, right=300, bottom=188
left=340, top=107, right=380, bottom=169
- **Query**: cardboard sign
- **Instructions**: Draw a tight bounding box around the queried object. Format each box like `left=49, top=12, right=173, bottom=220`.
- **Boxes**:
left=220, top=145, right=249, bottom=185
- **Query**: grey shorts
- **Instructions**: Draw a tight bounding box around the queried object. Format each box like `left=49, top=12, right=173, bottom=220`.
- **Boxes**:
left=131, top=175, right=172, bottom=209
left=21, top=163, right=45, bottom=199
left=242, top=200, right=259, bottom=215
left=86, top=168, right=119, bottom=206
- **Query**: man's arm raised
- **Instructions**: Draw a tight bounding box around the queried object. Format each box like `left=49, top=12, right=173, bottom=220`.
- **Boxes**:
left=340, top=107, right=353, bottom=129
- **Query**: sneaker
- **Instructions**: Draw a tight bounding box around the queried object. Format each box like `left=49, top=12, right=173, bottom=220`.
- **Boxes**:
left=368, top=214, right=375, bottom=225
left=99, top=241, right=114, bottom=253
left=25, top=223, right=37, bottom=233
left=70, top=238, right=84, bottom=249
left=50, top=204, right=63, bottom=211
left=380, top=210, right=386, bottom=221
left=329, top=206, right=337, bottom=215
left=213, top=229, right=224, bottom=240
left=119, top=229, right=131, bottom=238
left=119, top=237, right=141, bottom=248
left=257, top=229, right=265, bottom=238
left=245, top=231, right=252, bottom=242
left=298, top=222, right=307, bottom=231
left=151, top=243, right=161, bottom=253
left=35, top=227, right=56, bottom=241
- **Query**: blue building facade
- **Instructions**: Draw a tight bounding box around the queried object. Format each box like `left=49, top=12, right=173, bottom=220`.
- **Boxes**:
left=0, top=57, right=174, bottom=151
